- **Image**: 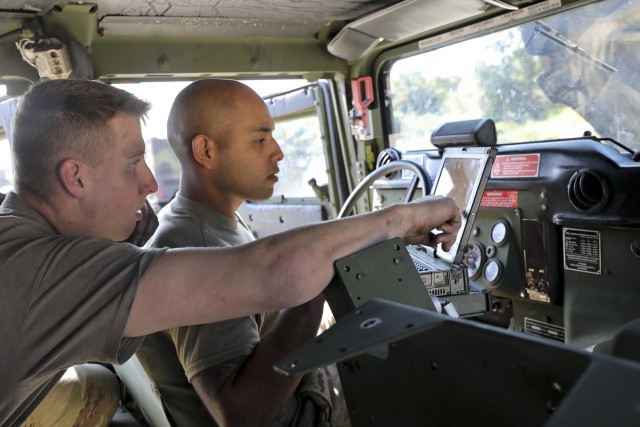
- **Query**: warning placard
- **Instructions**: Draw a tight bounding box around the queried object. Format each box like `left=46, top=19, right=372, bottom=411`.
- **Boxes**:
left=563, top=228, right=601, bottom=274
left=492, top=154, right=540, bottom=178
left=480, top=190, right=519, bottom=208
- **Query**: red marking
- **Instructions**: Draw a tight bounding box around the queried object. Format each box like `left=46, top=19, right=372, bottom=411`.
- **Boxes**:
left=492, top=154, right=540, bottom=178
left=480, top=190, right=519, bottom=208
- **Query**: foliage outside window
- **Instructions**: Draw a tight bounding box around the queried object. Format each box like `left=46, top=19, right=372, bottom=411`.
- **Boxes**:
left=388, top=0, right=640, bottom=153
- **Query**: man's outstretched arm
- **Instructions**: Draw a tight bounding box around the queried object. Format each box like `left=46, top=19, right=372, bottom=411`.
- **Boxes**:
left=125, top=195, right=460, bottom=337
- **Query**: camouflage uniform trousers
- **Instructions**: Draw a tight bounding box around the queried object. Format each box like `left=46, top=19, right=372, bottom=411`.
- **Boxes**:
left=20, top=363, right=120, bottom=427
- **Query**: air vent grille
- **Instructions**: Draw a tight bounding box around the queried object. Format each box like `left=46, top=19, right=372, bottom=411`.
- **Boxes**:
left=567, top=169, right=609, bottom=214
left=376, top=148, right=401, bottom=179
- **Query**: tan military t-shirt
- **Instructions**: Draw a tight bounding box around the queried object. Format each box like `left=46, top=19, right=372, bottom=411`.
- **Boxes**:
left=138, top=194, right=348, bottom=427
left=0, top=192, right=166, bottom=426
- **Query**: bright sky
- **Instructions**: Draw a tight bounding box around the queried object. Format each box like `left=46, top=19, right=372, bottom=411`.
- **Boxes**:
left=0, top=86, right=10, bottom=189
left=0, top=141, right=11, bottom=192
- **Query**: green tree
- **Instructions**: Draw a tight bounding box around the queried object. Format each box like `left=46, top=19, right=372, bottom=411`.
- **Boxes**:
left=477, top=30, right=562, bottom=124
left=392, top=71, right=461, bottom=116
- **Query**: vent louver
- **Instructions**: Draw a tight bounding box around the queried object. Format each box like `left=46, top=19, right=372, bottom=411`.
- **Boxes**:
left=376, top=148, right=401, bottom=179
left=567, top=169, right=609, bottom=214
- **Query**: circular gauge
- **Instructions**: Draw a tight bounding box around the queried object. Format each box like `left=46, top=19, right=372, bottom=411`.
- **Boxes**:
left=491, top=221, right=509, bottom=246
left=461, top=242, right=485, bottom=279
left=486, top=245, right=497, bottom=258
left=483, top=259, right=503, bottom=285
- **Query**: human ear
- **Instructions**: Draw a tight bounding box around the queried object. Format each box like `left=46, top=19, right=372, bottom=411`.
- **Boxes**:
left=58, top=159, right=86, bottom=198
left=191, top=134, right=215, bottom=169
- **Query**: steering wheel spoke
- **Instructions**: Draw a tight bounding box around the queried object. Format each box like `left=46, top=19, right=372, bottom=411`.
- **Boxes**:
left=338, top=160, right=432, bottom=218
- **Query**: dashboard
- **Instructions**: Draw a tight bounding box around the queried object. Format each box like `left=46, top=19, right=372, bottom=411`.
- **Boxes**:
left=374, top=137, right=640, bottom=350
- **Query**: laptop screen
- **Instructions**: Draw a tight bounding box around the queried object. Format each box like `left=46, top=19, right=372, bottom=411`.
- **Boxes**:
left=431, top=147, right=496, bottom=264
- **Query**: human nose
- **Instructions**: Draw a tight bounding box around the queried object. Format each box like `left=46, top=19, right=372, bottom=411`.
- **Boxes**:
left=140, top=160, right=159, bottom=195
left=272, top=138, right=284, bottom=162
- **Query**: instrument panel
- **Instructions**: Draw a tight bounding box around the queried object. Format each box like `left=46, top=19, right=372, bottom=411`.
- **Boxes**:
left=374, top=137, right=640, bottom=349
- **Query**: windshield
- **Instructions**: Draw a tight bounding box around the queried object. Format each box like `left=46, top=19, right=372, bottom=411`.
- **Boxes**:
left=388, top=0, right=640, bottom=153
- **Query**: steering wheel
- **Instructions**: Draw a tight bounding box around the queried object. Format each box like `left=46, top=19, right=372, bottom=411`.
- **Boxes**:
left=338, top=159, right=432, bottom=218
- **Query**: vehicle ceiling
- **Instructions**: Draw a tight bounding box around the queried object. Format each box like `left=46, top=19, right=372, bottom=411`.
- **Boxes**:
left=2, top=0, right=398, bottom=39
left=0, top=0, right=543, bottom=90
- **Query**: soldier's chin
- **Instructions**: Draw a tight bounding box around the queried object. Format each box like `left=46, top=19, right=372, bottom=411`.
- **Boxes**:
left=248, top=192, right=273, bottom=202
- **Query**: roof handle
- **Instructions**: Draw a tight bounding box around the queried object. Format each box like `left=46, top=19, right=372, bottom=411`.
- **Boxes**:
left=483, top=0, right=519, bottom=11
